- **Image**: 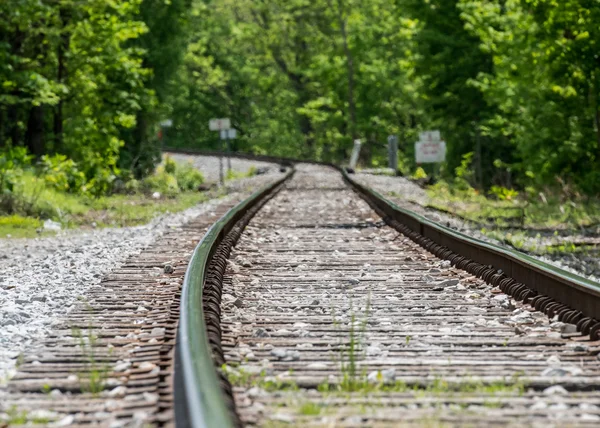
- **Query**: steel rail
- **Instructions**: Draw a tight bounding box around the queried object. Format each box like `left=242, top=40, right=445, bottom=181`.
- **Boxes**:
left=172, top=149, right=600, bottom=427
left=174, top=169, right=293, bottom=428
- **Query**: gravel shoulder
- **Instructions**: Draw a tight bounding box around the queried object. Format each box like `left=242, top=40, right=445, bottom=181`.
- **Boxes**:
left=165, top=152, right=277, bottom=182
left=353, top=172, right=600, bottom=283
left=0, top=158, right=282, bottom=384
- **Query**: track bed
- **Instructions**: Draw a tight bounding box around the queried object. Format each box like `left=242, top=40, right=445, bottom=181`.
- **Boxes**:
left=220, top=165, right=600, bottom=426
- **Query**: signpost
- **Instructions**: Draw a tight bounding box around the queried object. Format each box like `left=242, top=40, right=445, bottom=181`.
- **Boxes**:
left=387, top=135, right=398, bottom=171
left=158, top=119, right=173, bottom=148
left=220, top=128, right=237, bottom=173
left=209, top=118, right=234, bottom=185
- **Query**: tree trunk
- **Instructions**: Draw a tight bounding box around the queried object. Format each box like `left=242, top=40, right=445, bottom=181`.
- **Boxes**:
left=25, top=106, right=45, bottom=157
left=54, top=6, right=71, bottom=151
left=336, top=0, right=357, bottom=141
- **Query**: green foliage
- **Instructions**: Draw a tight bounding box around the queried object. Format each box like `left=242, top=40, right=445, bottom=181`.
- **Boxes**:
left=71, top=327, right=109, bottom=396
left=143, top=168, right=180, bottom=197
left=454, top=152, right=475, bottom=190
left=3, top=0, right=600, bottom=197
left=175, top=162, right=205, bottom=191
left=489, top=186, right=519, bottom=201
left=40, top=154, right=85, bottom=193
left=411, top=167, right=428, bottom=180
left=142, top=158, right=204, bottom=196
left=298, top=402, right=322, bottom=416
left=164, top=156, right=177, bottom=174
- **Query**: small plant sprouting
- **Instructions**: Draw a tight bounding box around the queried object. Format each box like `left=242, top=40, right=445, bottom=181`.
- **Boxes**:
left=330, top=293, right=372, bottom=393
left=405, top=335, right=412, bottom=345
left=5, top=405, right=51, bottom=425
left=221, top=365, right=299, bottom=392
left=298, top=402, right=321, bottom=416
left=71, top=326, right=110, bottom=396
left=15, top=352, right=24, bottom=369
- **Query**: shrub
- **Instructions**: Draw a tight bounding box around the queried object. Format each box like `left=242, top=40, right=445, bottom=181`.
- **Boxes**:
left=0, top=147, right=33, bottom=213
left=164, top=156, right=177, bottom=174
left=489, top=185, right=519, bottom=201
left=411, top=167, right=428, bottom=180
left=40, top=154, right=86, bottom=193
left=175, top=162, right=204, bottom=191
left=142, top=168, right=180, bottom=197
left=142, top=159, right=204, bottom=196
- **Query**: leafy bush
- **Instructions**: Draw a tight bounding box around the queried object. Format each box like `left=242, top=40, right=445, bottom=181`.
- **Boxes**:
left=40, top=154, right=86, bottom=193
left=454, top=152, right=475, bottom=191
left=143, top=169, right=180, bottom=197
left=411, top=167, right=428, bottom=180
left=142, top=158, right=204, bottom=196
left=489, top=185, right=519, bottom=201
left=174, top=162, right=204, bottom=190
left=164, top=156, right=177, bottom=174
left=0, top=147, right=33, bottom=213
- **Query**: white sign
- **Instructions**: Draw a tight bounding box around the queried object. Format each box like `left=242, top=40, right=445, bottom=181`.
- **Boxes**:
left=349, top=139, right=362, bottom=169
left=419, top=130, right=441, bottom=142
left=159, top=119, right=173, bottom=127
left=209, top=118, right=231, bottom=131
left=415, top=130, right=446, bottom=163
left=415, top=141, right=446, bottom=163
left=220, top=129, right=237, bottom=139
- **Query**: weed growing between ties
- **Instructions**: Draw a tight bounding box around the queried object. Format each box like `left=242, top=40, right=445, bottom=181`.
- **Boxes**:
left=317, top=372, right=527, bottom=397
left=329, top=293, right=372, bottom=393
left=221, top=365, right=299, bottom=392
left=1, top=405, right=51, bottom=425
left=71, top=327, right=111, bottom=396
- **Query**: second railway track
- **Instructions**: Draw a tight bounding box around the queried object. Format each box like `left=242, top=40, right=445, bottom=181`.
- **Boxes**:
left=183, top=163, right=600, bottom=427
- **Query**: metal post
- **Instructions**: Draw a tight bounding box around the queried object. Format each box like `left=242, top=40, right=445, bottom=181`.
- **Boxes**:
left=388, top=135, right=398, bottom=171
left=349, top=139, right=362, bottom=170
left=226, top=138, right=232, bottom=172
left=219, top=130, right=225, bottom=186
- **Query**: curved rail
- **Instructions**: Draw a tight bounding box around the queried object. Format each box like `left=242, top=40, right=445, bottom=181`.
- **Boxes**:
left=173, top=150, right=600, bottom=427
left=175, top=169, right=292, bottom=428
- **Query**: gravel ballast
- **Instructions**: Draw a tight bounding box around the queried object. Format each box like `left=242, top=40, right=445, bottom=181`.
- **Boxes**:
left=0, top=157, right=281, bottom=384
left=165, top=152, right=276, bottom=182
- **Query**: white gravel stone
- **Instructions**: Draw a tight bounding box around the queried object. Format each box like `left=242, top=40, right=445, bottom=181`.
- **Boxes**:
left=0, top=156, right=282, bottom=384
left=543, top=385, right=569, bottom=395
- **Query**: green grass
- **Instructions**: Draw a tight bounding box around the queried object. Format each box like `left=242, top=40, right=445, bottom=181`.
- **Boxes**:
left=317, top=376, right=526, bottom=397
left=3, top=406, right=51, bottom=425
left=0, top=156, right=214, bottom=239
left=298, top=402, right=322, bottom=416
left=222, top=365, right=299, bottom=392
left=71, top=327, right=111, bottom=396
left=0, top=215, right=44, bottom=238
left=0, top=182, right=208, bottom=238
left=421, top=180, right=600, bottom=229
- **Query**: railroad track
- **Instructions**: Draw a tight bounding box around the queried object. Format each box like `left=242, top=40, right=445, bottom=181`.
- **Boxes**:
left=177, top=163, right=600, bottom=427
left=3, top=157, right=600, bottom=426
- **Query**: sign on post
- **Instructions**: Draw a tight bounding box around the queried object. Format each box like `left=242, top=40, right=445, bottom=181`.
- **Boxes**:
left=349, top=139, right=362, bottom=169
left=387, top=135, right=398, bottom=170
left=220, top=129, right=237, bottom=140
left=415, top=130, right=446, bottom=163
left=209, top=118, right=231, bottom=131
left=209, top=118, right=232, bottom=185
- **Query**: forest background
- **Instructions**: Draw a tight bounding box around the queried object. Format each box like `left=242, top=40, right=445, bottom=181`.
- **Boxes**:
left=2, top=0, right=600, bottom=204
